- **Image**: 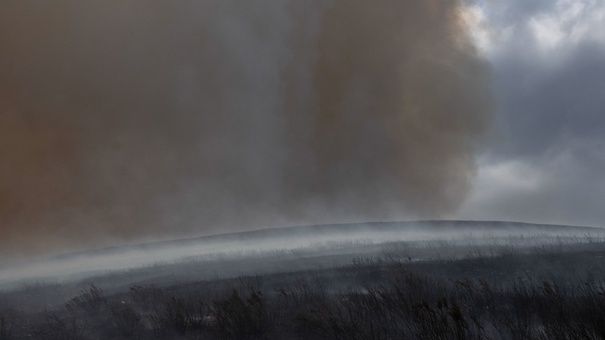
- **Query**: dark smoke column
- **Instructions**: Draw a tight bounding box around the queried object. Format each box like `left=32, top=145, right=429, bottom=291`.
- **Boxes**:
left=0, top=0, right=491, bottom=257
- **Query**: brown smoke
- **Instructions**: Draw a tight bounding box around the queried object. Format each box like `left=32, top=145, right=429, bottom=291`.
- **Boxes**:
left=0, top=0, right=491, bottom=257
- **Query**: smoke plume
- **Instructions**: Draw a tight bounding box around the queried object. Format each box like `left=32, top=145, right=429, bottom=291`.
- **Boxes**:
left=0, top=0, right=492, bottom=257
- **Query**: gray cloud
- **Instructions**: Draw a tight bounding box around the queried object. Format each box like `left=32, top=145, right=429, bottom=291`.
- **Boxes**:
left=462, top=139, right=605, bottom=227
left=492, top=42, right=605, bottom=158
left=460, top=0, right=605, bottom=227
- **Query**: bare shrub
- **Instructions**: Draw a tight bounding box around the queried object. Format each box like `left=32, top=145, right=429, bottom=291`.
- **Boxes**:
left=0, top=311, right=16, bottom=340
left=129, top=285, right=165, bottom=312
left=148, top=296, right=206, bottom=336
left=66, top=284, right=106, bottom=314
left=212, top=288, right=268, bottom=339
left=33, top=310, right=84, bottom=340
left=109, top=302, right=142, bottom=337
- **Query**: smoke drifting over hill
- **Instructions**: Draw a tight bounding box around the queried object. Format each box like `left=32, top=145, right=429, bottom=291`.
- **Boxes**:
left=0, top=0, right=492, bottom=256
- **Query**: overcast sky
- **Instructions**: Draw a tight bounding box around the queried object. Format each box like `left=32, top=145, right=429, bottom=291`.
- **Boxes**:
left=458, top=0, right=605, bottom=227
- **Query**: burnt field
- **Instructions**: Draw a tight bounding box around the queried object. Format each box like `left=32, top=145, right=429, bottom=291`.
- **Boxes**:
left=2, top=220, right=605, bottom=339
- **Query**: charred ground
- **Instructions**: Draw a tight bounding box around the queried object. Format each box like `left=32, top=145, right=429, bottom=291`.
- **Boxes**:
left=1, top=220, right=605, bottom=339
